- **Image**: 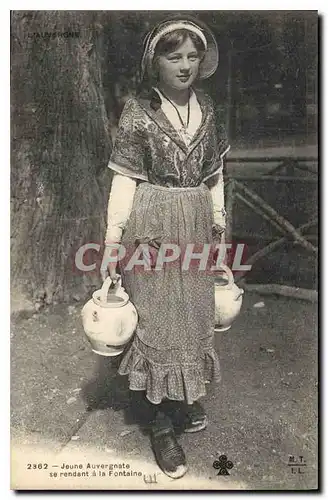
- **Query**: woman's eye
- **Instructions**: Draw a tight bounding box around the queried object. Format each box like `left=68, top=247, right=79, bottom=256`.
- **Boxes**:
left=168, top=57, right=180, bottom=62
left=189, top=55, right=198, bottom=61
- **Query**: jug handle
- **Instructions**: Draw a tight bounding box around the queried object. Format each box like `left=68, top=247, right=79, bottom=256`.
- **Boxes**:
left=218, top=263, right=234, bottom=289
left=100, top=275, right=122, bottom=304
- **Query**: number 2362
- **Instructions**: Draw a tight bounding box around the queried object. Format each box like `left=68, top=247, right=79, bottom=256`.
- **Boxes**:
left=27, top=464, right=48, bottom=470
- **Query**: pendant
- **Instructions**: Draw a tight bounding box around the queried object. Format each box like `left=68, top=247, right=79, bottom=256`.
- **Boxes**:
left=180, top=127, right=192, bottom=143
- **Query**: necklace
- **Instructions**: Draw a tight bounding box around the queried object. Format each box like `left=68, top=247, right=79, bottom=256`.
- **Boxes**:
left=160, top=89, right=190, bottom=131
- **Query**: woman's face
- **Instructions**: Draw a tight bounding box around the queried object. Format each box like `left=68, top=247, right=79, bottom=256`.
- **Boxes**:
left=156, top=36, right=201, bottom=91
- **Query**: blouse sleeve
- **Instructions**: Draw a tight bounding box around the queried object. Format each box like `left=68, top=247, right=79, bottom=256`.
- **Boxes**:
left=108, top=98, right=149, bottom=181
left=202, top=99, right=230, bottom=183
left=105, top=173, right=137, bottom=244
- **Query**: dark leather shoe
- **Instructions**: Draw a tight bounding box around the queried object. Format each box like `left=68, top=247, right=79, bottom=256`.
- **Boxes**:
left=150, top=413, right=188, bottom=479
left=184, top=401, right=208, bottom=433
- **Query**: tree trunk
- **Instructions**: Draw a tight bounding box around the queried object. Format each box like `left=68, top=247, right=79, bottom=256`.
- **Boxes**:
left=11, top=11, right=113, bottom=307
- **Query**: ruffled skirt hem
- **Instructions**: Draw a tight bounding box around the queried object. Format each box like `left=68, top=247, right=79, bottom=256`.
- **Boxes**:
left=118, top=338, right=221, bottom=405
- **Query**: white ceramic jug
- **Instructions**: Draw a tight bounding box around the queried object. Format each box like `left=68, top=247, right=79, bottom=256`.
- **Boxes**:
left=214, top=264, right=244, bottom=332
left=81, top=276, right=138, bottom=356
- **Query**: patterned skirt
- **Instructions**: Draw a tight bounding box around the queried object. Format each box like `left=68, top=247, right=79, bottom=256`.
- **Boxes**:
left=118, top=182, right=221, bottom=405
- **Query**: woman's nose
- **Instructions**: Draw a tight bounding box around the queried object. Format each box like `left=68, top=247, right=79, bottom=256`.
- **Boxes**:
left=180, top=58, right=191, bottom=72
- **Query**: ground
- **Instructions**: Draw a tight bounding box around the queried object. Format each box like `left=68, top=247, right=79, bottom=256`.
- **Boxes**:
left=10, top=290, right=318, bottom=490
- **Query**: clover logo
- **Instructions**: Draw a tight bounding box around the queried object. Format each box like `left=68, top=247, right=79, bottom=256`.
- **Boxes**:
left=213, top=455, right=234, bottom=475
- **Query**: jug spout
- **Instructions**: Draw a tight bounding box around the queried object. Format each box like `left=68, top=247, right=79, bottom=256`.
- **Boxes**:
left=235, top=288, right=244, bottom=301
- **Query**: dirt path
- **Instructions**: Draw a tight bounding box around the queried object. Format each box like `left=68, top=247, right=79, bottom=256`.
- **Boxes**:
left=11, top=291, right=318, bottom=490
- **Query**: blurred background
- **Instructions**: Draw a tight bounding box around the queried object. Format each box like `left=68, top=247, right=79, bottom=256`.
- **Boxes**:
left=93, top=10, right=318, bottom=149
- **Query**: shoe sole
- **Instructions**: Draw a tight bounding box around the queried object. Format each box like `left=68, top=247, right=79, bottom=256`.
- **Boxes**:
left=163, top=464, right=188, bottom=479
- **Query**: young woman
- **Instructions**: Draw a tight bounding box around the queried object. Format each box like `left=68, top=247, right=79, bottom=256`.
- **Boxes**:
left=103, top=16, right=230, bottom=479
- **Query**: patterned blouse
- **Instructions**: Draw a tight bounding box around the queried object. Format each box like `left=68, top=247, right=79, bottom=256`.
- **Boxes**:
left=108, top=88, right=230, bottom=188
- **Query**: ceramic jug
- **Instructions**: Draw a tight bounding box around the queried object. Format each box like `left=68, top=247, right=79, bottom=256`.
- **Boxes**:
left=214, top=264, right=244, bottom=332
left=81, top=276, right=138, bottom=356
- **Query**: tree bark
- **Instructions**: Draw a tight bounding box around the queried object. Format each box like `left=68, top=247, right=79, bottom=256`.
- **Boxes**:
left=11, top=11, right=112, bottom=306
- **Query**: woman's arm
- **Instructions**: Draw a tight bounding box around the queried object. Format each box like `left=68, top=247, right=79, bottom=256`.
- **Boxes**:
left=207, top=171, right=226, bottom=238
left=102, top=173, right=136, bottom=282
left=102, top=98, right=147, bottom=280
left=205, top=100, right=230, bottom=237
left=105, top=173, right=136, bottom=244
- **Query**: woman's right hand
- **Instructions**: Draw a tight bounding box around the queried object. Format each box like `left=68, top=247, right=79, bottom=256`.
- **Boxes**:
left=100, top=244, right=121, bottom=283
left=100, top=261, right=120, bottom=283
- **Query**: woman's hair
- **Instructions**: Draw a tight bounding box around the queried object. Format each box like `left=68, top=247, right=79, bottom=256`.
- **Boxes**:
left=154, top=29, right=206, bottom=60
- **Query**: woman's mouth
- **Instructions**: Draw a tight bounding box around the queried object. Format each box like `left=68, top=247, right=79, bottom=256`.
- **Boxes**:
left=177, top=75, right=191, bottom=82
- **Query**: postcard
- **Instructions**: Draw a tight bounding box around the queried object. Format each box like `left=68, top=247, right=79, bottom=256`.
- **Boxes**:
left=10, top=10, right=318, bottom=490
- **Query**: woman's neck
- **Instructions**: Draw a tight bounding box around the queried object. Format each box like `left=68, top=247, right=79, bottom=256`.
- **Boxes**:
left=157, top=83, right=190, bottom=106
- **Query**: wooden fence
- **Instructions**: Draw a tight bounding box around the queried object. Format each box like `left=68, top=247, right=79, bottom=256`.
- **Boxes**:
left=223, top=156, right=318, bottom=296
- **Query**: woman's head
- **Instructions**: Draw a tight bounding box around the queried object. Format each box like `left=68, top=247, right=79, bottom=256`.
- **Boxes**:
left=140, top=18, right=219, bottom=91
left=152, top=29, right=205, bottom=91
